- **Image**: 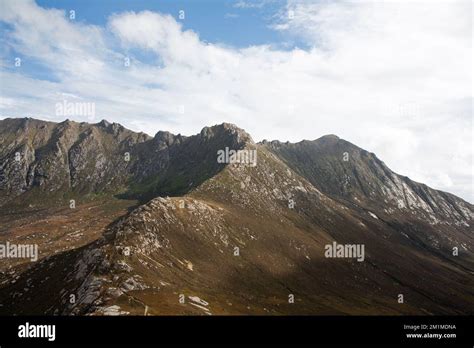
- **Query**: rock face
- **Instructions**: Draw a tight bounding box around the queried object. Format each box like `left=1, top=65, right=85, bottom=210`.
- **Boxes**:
left=263, top=136, right=473, bottom=226
left=0, top=118, right=249, bottom=206
left=0, top=118, right=150, bottom=206
left=0, top=118, right=472, bottom=315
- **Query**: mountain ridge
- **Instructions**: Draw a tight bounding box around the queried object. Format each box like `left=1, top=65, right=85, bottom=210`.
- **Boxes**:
left=0, top=117, right=472, bottom=315
left=1, top=117, right=471, bottom=205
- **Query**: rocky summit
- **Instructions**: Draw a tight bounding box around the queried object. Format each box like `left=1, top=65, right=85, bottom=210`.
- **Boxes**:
left=0, top=117, right=472, bottom=315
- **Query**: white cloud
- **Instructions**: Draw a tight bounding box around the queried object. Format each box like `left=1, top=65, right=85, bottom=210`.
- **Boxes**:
left=0, top=0, right=472, bottom=202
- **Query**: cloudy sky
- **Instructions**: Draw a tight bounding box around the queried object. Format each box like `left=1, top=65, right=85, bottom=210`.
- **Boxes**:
left=0, top=0, right=472, bottom=202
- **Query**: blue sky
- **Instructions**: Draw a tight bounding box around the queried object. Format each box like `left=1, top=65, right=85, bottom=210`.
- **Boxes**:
left=2, top=0, right=306, bottom=86
left=0, top=0, right=472, bottom=202
left=37, top=0, right=288, bottom=47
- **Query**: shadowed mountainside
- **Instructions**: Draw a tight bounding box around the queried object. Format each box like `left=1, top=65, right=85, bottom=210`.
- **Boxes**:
left=0, top=118, right=249, bottom=207
left=0, top=118, right=472, bottom=315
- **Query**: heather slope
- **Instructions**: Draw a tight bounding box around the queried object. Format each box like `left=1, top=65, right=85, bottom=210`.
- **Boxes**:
left=0, top=118, right=472, bottom=315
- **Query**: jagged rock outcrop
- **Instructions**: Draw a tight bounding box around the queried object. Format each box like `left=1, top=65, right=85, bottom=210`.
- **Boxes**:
left=0, top=118, right=150, bottom=206
left=0, top=118, right=472, bottom=315
left=0, top=118, right=251, bottom=206
left=263, top=135, right=473, bottom=227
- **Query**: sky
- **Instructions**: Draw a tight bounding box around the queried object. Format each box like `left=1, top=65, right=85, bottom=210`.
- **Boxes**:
left=0, top=0, right=472, bottom=202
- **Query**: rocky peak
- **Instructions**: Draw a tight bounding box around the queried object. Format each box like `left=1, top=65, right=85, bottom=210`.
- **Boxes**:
left=153, top=130, right=178, bottom=147
left=97, top=119, right=111, bottom=128
left=200, top=123, right=254, bottom=146
left=263, top=136, right=473, bottom=226
left=95, top=119, right=125, bottom=136
left=315, top=134, right=340, bottom=144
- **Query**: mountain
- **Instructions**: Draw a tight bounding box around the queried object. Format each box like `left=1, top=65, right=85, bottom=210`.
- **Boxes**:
left=263, top=135, right=472, bottom=225
left=0, top=118, right=249, bottom=207
left=0, top=117, right=472, bottom=315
